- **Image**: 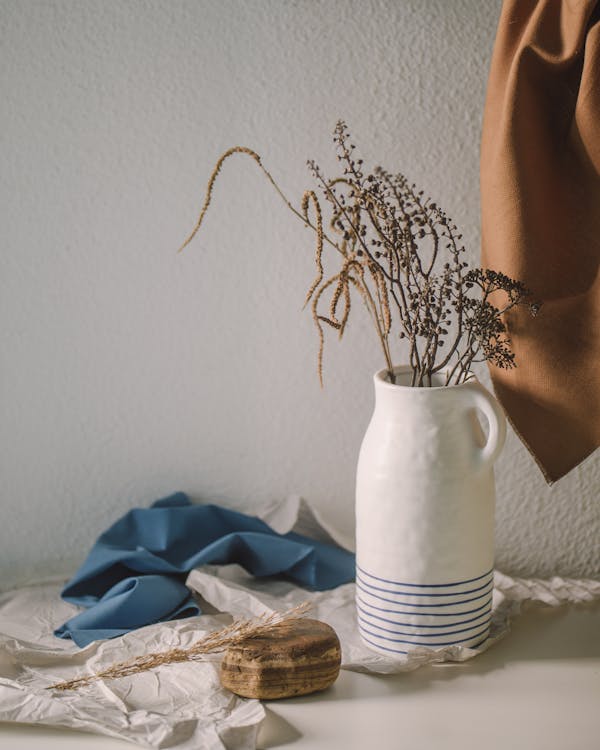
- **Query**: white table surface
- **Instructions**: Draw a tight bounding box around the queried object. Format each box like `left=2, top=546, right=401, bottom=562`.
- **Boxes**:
left=2, top=600, right=599, bottom=750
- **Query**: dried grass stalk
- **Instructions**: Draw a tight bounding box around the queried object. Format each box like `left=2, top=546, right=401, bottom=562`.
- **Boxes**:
left=48, top=602, right=312, bottom=692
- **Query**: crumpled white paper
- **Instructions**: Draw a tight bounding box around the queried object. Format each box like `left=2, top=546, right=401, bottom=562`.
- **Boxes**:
left=0, top=583, right=265, bottom=750
left=0, top=495, right=598, bottom=748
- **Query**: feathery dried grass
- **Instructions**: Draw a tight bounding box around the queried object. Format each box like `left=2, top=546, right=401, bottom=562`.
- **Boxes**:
left=48, top=602, right=311, bottom=692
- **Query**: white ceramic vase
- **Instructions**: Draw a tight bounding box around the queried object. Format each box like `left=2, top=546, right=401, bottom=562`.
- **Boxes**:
left=355, top=365, right=506, bottom=656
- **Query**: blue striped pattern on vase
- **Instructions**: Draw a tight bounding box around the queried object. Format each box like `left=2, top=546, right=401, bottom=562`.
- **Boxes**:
left=356, top=564, right=494, bottom=655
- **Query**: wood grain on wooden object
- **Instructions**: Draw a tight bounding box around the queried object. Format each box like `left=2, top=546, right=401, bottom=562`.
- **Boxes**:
left=220, top=618, right=341, bottom=700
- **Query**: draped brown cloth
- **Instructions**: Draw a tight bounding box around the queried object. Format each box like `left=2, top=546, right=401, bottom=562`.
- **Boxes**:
left=481, top=0, right=600, bottom=483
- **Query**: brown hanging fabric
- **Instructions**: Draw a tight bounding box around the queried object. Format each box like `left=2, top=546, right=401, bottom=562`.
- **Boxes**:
left=481, top=0, right=600, bottom=483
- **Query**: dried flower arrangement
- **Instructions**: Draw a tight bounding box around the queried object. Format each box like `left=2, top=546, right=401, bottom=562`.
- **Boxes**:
left=179, top=121, right=539, bottom=387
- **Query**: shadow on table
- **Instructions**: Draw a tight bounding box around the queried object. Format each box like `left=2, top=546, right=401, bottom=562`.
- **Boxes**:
left=258, top=708, right=303, bottom=749
left=477, top=599, right=600, bottom=663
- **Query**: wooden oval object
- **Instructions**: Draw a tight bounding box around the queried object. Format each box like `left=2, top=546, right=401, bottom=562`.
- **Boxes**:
left=220, top=618, right=341, bottom=700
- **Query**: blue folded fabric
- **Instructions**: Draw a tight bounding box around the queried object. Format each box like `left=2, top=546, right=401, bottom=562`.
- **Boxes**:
left=56, top=492, right=355, bottom=647
left=54, top=575, right=199, bottom=645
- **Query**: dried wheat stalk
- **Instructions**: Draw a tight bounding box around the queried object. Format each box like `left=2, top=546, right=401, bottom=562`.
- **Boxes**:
left=48, top=602, right=312, bottom=692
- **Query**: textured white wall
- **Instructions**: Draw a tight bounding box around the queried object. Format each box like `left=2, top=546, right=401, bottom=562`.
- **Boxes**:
left=1, top=0, right=598, bottom=588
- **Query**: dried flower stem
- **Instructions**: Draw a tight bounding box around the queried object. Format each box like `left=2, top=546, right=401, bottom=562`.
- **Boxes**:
left=48, top=602, right=312, bottom=692
left=178, top=148, right=338, bottom=256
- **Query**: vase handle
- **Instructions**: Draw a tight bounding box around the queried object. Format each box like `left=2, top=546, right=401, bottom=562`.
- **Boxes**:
left=464, top=381, right=507, bottom=469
